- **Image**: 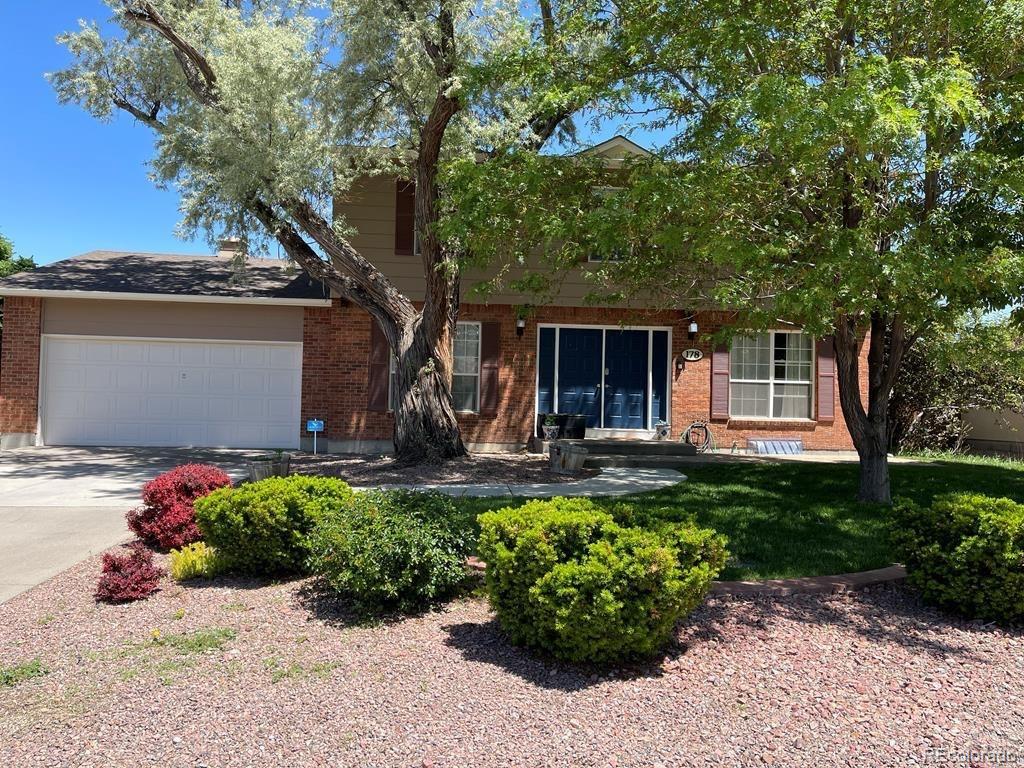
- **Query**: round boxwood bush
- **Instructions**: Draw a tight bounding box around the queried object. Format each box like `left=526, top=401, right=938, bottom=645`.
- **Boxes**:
left=194, top=476, right=353, bottom=574
left=477, top=497, right=727, bottom=663
left=891, top=493, right=1024, bottom=623
left=307, top=490, right=472, bottom=614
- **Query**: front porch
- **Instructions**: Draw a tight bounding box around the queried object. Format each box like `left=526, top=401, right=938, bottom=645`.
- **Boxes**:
left=529, top=436, right=698, bottom=469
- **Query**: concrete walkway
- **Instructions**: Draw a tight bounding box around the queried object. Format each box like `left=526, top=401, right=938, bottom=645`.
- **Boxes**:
left=352, top=466, right=686, bottom=497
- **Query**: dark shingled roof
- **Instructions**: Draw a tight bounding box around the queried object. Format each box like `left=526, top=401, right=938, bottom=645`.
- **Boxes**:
left=0, top=250, right=330, bottom=301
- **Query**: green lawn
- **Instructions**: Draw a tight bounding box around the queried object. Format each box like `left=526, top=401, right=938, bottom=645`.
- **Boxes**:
left=455, top=455, right=1024, bottom=581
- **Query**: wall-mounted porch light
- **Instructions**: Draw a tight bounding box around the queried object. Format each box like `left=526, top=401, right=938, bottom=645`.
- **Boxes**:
left=688, top=320, right=699, bottom=341
left=516, top=316, right=527, bottom=337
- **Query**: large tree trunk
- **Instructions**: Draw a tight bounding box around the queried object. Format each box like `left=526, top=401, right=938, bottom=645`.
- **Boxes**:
left=391, top=317, right=466, bottom=463
left=834, top=311, right=913, bottom=504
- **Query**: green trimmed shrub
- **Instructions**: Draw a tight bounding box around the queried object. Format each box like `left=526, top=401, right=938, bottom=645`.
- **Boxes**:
left=891, top=493, right=1024, bottom=623
left=477, top=497, right=727, bottom=663
left=308, top=490, right=472, bottom=613
left=194, top=476, right=353, bottom=574
left=168, top=542, right=229, bottom=581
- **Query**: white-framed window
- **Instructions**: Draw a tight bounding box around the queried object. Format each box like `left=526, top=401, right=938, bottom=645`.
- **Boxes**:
left=389, top=322, right=481, bottom=413
left=729, top=331, right=813, bottom=419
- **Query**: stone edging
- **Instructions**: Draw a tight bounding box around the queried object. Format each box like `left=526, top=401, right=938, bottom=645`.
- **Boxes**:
left=465, top=558, right=907, bottom=598
left=710, top=565, right=907, bottom=597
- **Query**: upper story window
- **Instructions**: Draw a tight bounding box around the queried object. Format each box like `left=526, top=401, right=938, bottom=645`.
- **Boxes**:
left=389, top=322, right=481, bottom=413
left=729, top=332, right=813, bottom=419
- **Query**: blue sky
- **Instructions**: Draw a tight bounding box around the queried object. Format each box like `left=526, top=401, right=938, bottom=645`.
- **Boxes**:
left=0, top=4, right=652, bottom=267
left=0, top=2, right=215, bottom=265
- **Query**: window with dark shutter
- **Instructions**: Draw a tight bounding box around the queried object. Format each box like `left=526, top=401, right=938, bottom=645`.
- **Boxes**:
left=367, top=319, right=391, bottom=412
left=710, top=344, right=730, bottom=419
left=394, top=180, right=416, bottom=256
left=816, top=336, right=836, bottom=421
left=479, top=322, right=501, bottom=416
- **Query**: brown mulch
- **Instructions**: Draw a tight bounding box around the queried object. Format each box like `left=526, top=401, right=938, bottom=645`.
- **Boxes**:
left=1, top=548, right=1022, bottom=768
left=288, top=452, right=598, bottom=486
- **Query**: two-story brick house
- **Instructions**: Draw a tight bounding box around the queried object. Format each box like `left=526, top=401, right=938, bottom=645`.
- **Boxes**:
left=0, top=137, right=866, bottom=453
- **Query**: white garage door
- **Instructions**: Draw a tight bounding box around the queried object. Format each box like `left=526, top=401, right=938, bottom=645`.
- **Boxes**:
left=42, top=337, right=302, bottom=449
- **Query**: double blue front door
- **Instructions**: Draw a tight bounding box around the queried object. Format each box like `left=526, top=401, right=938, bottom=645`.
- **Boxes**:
left=539, top=327, right=668, bottom=430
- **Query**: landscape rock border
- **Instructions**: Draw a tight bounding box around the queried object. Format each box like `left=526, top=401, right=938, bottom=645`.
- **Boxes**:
left=466, top=558, right=907, bottom=598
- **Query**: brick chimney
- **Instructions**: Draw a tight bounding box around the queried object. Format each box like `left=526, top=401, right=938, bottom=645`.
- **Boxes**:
left=217, top=237, right=246, bottom=258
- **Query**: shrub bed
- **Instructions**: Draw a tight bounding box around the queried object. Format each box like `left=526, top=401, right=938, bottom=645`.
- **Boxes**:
left=127, top=464, right=232, bottom=550
left=168, top=542, right=229, bottom=581
left=892, top=493, right=1024, bottom=623
left=194, top=476, right=353, bottom=574
left=308, top=490, right=472, bottom=614
left=95, top=543, right=164, bottom=603
left=477, top=498, right=727, bottom=663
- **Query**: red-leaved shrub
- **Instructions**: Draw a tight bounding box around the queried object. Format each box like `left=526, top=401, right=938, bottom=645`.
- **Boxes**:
left=95, top=543, right=164, bottom=603
left=126, top=464, right=232, bottom=550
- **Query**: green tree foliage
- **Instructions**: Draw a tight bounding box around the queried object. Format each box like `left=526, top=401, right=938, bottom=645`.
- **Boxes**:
left=0, top=233, right=36, bottom=333
left=50, top=0, right=622, bottom=462
left=889, top=314, right=1024, bottom=453
left=448, top=0, right=1024, bottom=501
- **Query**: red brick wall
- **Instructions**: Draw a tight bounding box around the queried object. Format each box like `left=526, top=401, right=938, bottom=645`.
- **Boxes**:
left=0, top=297, right=42, bottom=435
left=301, top=302, right=871, bottom=451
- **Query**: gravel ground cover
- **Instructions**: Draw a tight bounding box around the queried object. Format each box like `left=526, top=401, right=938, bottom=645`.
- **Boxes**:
left=1, top=549, right=1021, bottom=768
left=289, top=452, right=597, bottom=486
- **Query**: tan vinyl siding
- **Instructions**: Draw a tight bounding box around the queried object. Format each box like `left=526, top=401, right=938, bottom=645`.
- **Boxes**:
left=42, top=299, right=304, bottom=342
left=334, top=175, right=629, bottom=307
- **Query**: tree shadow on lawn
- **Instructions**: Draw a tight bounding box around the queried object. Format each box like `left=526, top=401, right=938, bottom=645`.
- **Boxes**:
left=441, top=618, right=685, bottom=692
left=620, top=458, right=1024, bottom=580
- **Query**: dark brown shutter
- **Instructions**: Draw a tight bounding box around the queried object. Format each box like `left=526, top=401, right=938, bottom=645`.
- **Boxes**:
left=367, top=319, right=391, bottom=412
left=479, top=322, right=501, bottom=416
left=394, top=180, right=416, bottom=255
left=816, top=336, right=836, bottom=421
left=710, top=343, right=730, bottom=420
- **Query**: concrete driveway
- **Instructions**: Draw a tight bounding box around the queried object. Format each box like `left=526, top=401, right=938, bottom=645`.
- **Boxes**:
left=0, top=446, right=252, bottom=603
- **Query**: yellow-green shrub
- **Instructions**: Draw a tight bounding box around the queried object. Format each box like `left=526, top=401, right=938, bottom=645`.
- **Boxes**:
left=168, top=542, right=228, bottom=581
left=891, top=493, right=1024, bottom=623
left=477, top=497, right=726, bottom=663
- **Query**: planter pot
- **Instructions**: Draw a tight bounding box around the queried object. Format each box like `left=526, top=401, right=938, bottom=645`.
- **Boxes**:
left=537, top=413, right=588, bottom=440
left=248, top=454, right=291, bottom=482
left=542, top=425, right=560, bottom=441
left=549, top=442, right=589, bottom=475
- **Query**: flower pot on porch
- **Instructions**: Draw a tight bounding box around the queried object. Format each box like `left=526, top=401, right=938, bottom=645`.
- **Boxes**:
left=542, top=424, right=560, bottom=441
left=537, top=413, right=588, bottom=440
left=248, top=453, right=292, bottom=482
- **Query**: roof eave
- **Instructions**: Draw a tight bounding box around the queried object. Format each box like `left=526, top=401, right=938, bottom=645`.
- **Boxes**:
left=0, top=288, right=332, bottom=307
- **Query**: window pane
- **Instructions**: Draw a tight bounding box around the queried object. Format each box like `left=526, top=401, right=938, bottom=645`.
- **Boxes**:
left=774, top=333, right=813, bottom=382
left=730, top=334, right=770, bottom=380
left=453, top=375, right=478, bottom=412
left=772, top=383, right=811, bottom=418
left=389, top=355, right=398, bottom=411
left=730, top=382, right=770, bottom=418
left=454, top=323, right=480, bottom=378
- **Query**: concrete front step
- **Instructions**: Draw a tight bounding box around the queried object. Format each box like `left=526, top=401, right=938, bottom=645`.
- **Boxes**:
left=584, top=455, right=693, bottom=470
left=559, top=439, right=698, bottom=457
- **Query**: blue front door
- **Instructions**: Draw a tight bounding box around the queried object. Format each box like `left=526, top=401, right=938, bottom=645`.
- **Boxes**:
left=557, top=328, right=603, bottom=427
left=603, top=330, right=649, bottom=429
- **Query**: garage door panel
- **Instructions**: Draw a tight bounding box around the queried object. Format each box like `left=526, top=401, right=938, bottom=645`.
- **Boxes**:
left=115, top=368, right=145, bottom=391
left=43, top=338, right=301, bottom=449
left=146, top=368, right=179, bottom=394
left=116, top=344, right=146, bottom=363
left=238, top=372, right=267, bottom=395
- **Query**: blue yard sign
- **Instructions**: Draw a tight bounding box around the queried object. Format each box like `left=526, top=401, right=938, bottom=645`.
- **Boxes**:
left=306, top=419, right=325, bottom=454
